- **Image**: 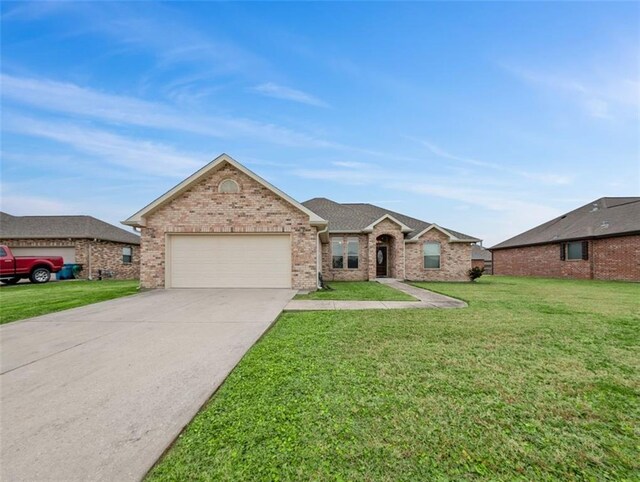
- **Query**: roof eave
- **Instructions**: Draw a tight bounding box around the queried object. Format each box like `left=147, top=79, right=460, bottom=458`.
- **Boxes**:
left=490, top=230, right=640, bottom=251
left=121, top=218, right=145, bottom=228
left=0, top=234, right=140, bottom=245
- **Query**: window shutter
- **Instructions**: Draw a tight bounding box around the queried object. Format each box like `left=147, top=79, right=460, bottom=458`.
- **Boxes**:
left=582, top=241, right=589, bottom=260
left=560, top=243, right=565, bottom=261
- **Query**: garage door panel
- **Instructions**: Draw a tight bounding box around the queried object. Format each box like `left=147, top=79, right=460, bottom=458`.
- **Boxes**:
left=169, top=235, right=291, bottom=288
left=10, top=247, right=76, bottom=263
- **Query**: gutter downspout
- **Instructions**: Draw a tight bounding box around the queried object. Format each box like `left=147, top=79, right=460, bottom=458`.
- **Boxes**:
left=88, top=239, right=97, bottom=280
left=88, top=242, right=92, bottom=280
left=316, top=225, right=329, bottom=289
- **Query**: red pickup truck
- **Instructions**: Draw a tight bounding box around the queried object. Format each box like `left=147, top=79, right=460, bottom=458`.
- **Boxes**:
left=0, top=245, right=64, bottom=285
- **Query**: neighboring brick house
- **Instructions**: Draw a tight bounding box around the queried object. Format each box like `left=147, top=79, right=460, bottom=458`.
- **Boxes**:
left=472, top=245, right=493, bottom=274
left=490, top=197, right=640, bottom=281
left=0, top=212, right=140, bottom=280
left=123, top=154, right=480, bottom=290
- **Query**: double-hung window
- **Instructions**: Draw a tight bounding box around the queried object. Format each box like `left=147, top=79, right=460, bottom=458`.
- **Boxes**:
left=122, top=246, right=133, bottom=264
left=331, top=237, right=359, bottom=269
left=423, top=242, right=441, bottom=269
left=563, top=241, right=588, bottom=261
left=347, top=237, right=359, bottom=269
left=332, top=239, right=344, bottom=269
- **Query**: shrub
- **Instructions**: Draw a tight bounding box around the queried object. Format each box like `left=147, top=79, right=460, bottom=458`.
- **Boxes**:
left=468, top=266, right=484, bottom=282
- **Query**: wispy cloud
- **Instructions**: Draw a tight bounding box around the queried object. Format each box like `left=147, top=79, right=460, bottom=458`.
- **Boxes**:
left=4, top=115, right=205, bottom=177
left=502, top=64, right=640, bottom=120
left=0, top=182, right=82, bottom=215
left=252, top=82, right=329, bottom=107
left=4, top=2, right=269, bottom=79
left=331, top=160, right=371, bottom=168
left=0, top=74, right=338, bottom=148
left=409, top=137, right=573, bottom=185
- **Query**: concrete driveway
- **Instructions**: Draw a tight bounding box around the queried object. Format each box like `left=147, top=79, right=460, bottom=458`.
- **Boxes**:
left=0, top=288, right=295, bottom=482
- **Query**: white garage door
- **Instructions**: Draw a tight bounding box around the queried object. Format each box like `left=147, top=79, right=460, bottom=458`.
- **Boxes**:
left=168, top=235, right=291, bottom=288
left=10, top=247, right=76, bottom=263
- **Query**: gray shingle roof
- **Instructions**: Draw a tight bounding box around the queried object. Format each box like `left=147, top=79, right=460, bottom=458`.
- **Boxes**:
left=472, top=245, right=492, bottom=261
left=0, top=212, right=140, bottom=245
left=302, top=198, right=480, bottom=242
left=490, top=197, right=640, bottom=250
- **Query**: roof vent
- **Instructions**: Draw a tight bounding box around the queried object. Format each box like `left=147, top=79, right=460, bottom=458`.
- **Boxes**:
left=590, top=203, right=599, bottom=212
left=600, top=221, right=609, bottom=229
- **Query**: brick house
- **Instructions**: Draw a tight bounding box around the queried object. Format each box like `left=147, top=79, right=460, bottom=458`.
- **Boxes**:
left=123, top=154, right=480, bottom=290
left=0, top=212, right=140, bottom=280
left=471, top=245, right=493, bottom=274
left=490, top=197, right=640, bottom=281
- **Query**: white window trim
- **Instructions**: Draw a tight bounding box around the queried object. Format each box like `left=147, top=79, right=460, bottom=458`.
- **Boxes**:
left=331, top=236, right=360, bottom=270
left=346, top=237, right=360, bottom=270
left=331, top=238, right=344, bottom=269
left=423, top=241, right=441, bottom=270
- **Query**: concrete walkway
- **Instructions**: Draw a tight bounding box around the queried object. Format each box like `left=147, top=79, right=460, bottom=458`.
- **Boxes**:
left=1, top=288, right=295, bottom=482
left=284, top=279, right=466, bottom=311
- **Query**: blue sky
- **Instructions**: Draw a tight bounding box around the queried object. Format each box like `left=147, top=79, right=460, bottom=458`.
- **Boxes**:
left=1, top=2, right=638, bottom=246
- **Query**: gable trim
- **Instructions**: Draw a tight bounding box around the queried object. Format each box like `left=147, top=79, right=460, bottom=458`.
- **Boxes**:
left=122, top=153, right=327, bottom=227
left=406, top=224, right=465, bottom=243
left=362, top=214, right=413, bottom=233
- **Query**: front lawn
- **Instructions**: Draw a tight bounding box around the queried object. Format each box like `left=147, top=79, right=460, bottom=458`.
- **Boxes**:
left=0, top=280, right=139, bottom=324
left=148, top=276, right=639, bottom=481
left=294, top=281, right=416, bottom=301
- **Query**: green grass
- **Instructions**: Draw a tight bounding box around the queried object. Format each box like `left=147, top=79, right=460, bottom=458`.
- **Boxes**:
left=148, top=276, right=639, bottom=481
left=294, top=281, right=416, bottom=301
left=0, top=280, right=139, bottom=324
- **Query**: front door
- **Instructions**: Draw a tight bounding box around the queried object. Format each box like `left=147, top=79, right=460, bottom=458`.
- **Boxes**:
left=376, top=246, right=388, bottom=277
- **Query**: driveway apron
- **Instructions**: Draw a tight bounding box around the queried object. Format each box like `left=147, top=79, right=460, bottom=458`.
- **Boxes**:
left=0, top=288, right=295, bottom=482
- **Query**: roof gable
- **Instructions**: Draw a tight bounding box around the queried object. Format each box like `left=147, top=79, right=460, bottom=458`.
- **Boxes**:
left=363, top=214, right=413, bottom=233
left=491, top=197, right=640, bottom=249
left=123, top=154, right=327, bottom=227
left=406, top=224, right=467, bottom=243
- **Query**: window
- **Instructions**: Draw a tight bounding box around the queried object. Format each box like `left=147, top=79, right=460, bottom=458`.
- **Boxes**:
left=565, top=241, right=588, bottom=260
left=331, top=239, right=344, bottom=269
left=423, top=242, right=441, bottom=269
left=0, top=247, right=6, bottom=257
left=122, top=246, right=132, bottom=264
left=218, top=178, right=240, bottom=193
left=347, top=237, right=359, bottom=269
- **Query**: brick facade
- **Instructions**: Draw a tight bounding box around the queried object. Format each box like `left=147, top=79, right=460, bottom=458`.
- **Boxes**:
left=492, top=234, right=640, bottom=281
left=139, top=163, right=318, bottom=290
left=405, top=229, right=472, bottom=282
left=322, top=234, right=369, bottom=281
left=1, top=238, right=140, bottom=280
left=320, top=223, right=472, bottom=283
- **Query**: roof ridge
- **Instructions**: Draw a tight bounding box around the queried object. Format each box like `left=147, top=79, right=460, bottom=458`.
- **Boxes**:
left=6, top=214, right=94, bottom=219
left=602, top=198, right=640, bottom=209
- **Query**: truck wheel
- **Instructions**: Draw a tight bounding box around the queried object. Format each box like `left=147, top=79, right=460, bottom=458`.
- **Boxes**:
left=30, top=268, right=51, bottom=284
left=1, top=277, right=20, bottom=285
